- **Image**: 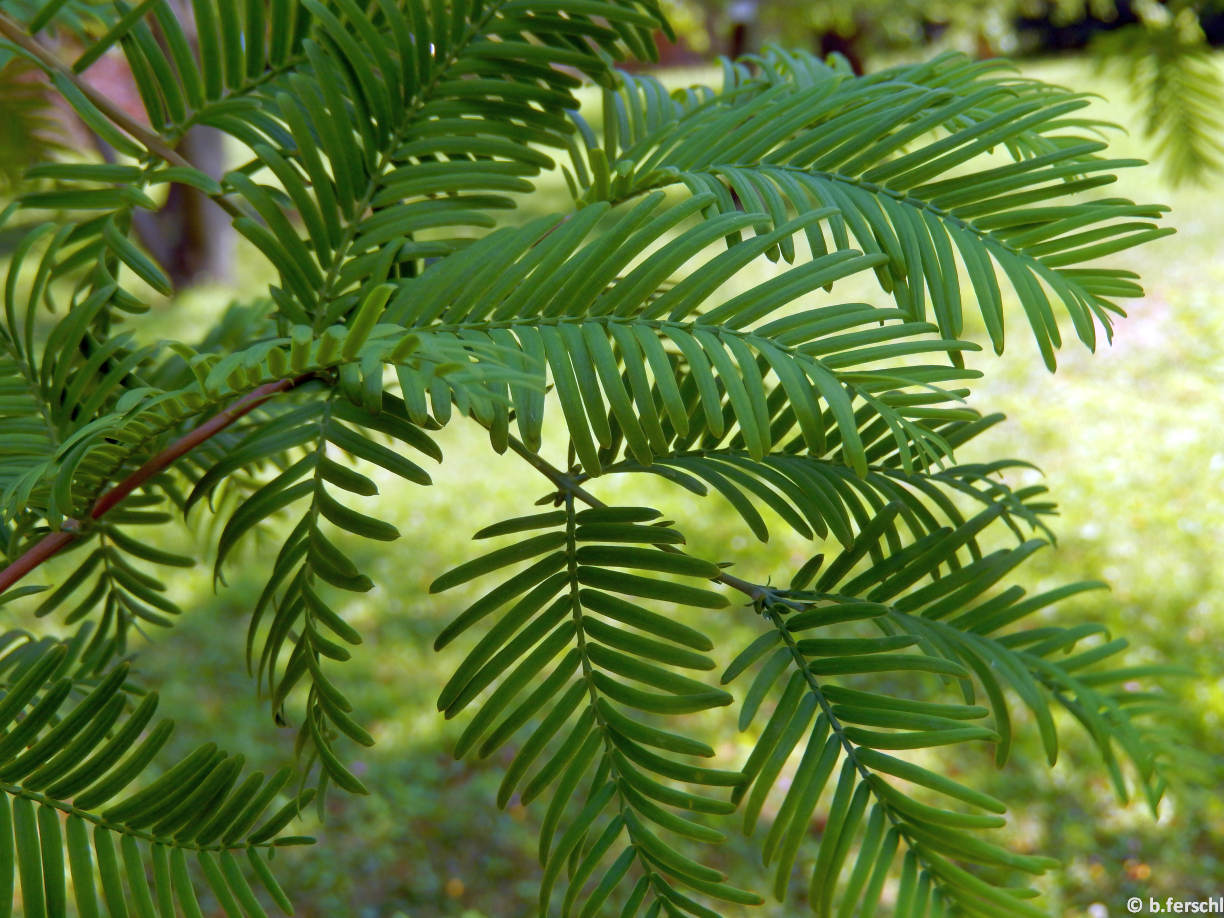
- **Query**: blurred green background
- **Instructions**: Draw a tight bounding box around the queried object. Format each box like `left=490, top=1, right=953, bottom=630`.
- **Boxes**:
left=3, top=15, right=1224, bottom=918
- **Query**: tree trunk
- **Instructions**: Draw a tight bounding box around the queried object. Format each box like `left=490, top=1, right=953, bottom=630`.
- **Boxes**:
left=817, top=29, right=866, bottom=74
left=131, top=125, right=233, bottom=286
left=727, top=0, right=758, bottom=58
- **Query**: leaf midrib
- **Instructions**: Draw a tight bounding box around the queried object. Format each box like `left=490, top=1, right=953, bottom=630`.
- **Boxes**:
left=311, top=0, right=516, bottom=326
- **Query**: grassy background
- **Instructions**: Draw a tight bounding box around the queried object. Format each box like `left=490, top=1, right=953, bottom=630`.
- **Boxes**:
left=4, top=53, right=1223, bottom=917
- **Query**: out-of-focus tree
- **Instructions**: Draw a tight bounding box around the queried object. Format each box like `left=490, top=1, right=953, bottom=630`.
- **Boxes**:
left=658, top=0, right=1224, bottom=184
left=1093, top=0, right=1224, bottom=184
left=0, top=0, right=233, bottom=282
left=0, top=0, right=107, bottom=191
left=659, top=0, right=935, bottom=70
left=0, top=51, right=64, bottom=191
left=663, top=0, right=1141, bottom=64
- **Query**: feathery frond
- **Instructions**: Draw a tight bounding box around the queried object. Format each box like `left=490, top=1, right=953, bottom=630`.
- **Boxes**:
left=1094, top=15, right=1224, bottom=186
left=0, top=54, right=65, bottom=191
left=0, top=627, right=310, bottom=917
left=724, top=507, right=1176, bottom=915
left=432, top=502, right=766, bottom=918
left=564, top=49, right=1172, bottom=367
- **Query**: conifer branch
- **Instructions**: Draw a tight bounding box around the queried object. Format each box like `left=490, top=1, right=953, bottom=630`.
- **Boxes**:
left=0, top=375, right=310, bottom=594
left=501, top=430, right=787, bottom=606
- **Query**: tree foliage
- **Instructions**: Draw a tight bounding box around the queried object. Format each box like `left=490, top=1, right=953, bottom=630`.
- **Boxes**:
left=1092, top=0, right=1224, bottom=186
left=0, top=0, right=1193, bottom=914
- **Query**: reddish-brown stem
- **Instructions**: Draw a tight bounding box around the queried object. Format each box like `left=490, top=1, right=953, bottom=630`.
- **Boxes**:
left=0, top=376, right=311, bottom=595
left=0, top=530, right=78, bottom=595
